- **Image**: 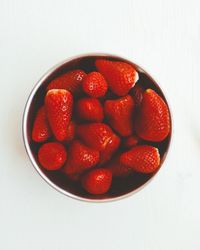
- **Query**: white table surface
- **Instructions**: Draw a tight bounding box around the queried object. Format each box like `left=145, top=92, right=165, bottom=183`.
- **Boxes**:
left=1, top=0, right=200, bottom=249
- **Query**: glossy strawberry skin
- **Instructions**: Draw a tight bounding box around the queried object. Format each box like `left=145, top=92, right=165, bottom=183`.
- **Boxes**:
left=45, top=89, right=73, bottom=141
left=82, top=71, right=108, bottom=98
left=104, top=95, right=135, bottom=136
left=81, top=168, right=112, bottom=195
left=95, top=59, right=139, bottom=96
left=47, top=70, right=86, bottom=94
left=135, top=89, right=170, bottom=142
left=63, top=140, right=100, bottom=175
left=38, top=142, right=67, bottom=170
left=106, top=158, right=133, bottom=177
left=100, top=133, right=121, bottom=164
left=77, top=123, right=120, bottom=163
left=120, top=145, right=160, bottom=174
left=76, top=98, right=104, bottom=122
left=65, top=121, right=75, bottom=142
left=32, top=106, right=51, bottom=142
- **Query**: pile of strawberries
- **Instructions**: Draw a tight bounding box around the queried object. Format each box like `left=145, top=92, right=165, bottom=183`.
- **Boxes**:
left=32, top=59, right=171, bottom=195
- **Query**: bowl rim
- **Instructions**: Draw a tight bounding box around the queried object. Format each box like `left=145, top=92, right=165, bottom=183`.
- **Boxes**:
left=22, top=52, right=173, bottom=203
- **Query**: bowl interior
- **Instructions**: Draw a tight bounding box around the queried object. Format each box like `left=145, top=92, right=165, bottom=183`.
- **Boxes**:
left=24, top=54, right=172, bottom=201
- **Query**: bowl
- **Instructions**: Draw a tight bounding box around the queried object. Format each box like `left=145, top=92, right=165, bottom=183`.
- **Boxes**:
left=22, top=53, right=172, bottom=202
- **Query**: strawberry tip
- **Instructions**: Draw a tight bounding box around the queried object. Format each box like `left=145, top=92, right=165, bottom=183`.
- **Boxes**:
left=131, top=71, right=139, bottom=87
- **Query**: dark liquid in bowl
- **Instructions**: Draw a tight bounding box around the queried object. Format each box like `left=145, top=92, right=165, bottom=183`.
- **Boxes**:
left=27, top=55, right=172, bottom=200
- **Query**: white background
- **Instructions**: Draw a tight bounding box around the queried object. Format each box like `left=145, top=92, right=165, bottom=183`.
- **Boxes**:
left=0, top=0, right=200, bottom=249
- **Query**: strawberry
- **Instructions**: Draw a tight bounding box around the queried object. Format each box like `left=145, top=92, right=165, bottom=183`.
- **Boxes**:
left=82, top=71, right=108, bottom=98
left=135, top=89, right=170, bottom=141
left=123, top=135, right=139, bottom=148
left=77, top=123, right=120, bottom=163
left=45, top=89, right=73, bottom=141
left=132, top=84, right=144, bottom=106
left=100, top=134, right=121, bottom=164
left=76, top=97, right=104, bottom=122
left=63, top=140, right=100, bottom=175
left=65, top=121, right=75, bottom=142
left=38, top=142, right=67, bottom=170
left=81, top=168, right=112, bottom=194
left=106, top=158, right=133, bottom=177
left=120, top=145, right=160, bottom=174
left=32, top=106, right=51, bottom=142
left=104, top=95, right=135, bottom=136
left=95, top=59, right=139, bottom=96
left=47, top=70, right=86, bottom=94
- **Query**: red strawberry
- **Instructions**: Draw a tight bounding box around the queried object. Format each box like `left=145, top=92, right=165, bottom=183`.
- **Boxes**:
left=47, top=70, right=86, bottom=94
left=123, top=135, right=139, bottom=148
left=81, top=168, right=112, bottom=194
left=65, top=121, right=75, bottom=142
left=82, top=71, right=108, bottom=97
left=76, top=98, right=104, bottom=122
left=38, top=142, right=67, bottom=170
left=63, top=140, right=100, bottom=175
left=45, top=89, right=73, bottom=141
left=104, top=95, right=135, bottom=136
left=132, top=84, right=144, bottom=106
left=100, top=134, right=121, bottom=164
left=77, top=123, right=120, bottom=163
left=135, top=89, right=170, bottom=141
left=106, top=158, right=133, bottom=177
left=95, top=59, right=139, bottom=96
left=32, top=106, right=51, bottom=142
left=120, top=145, right=160, bottom=174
